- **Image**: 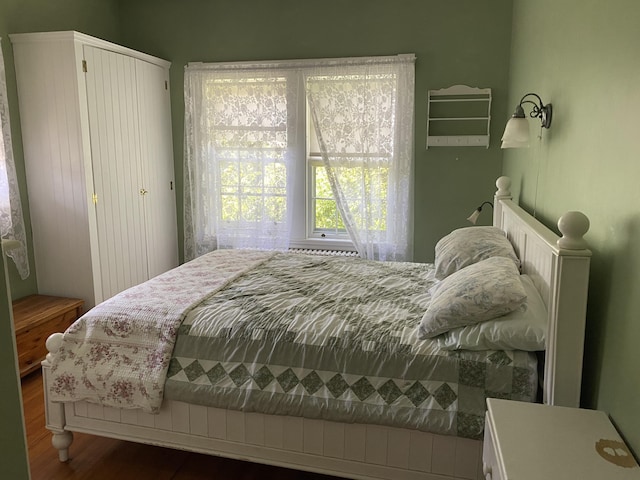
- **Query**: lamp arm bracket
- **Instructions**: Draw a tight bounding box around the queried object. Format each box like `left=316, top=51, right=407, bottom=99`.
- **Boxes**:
left=519, top=92, right=545, bottom=106
left=518, top=93, right=552, bottom=129
left=520, top=99, right=543, bottom=118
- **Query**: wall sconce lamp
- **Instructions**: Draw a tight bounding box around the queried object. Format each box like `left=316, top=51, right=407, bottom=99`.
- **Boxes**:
left=501, top=93, right=552, bottom=149
left=467, top=201, right=493, bottom=224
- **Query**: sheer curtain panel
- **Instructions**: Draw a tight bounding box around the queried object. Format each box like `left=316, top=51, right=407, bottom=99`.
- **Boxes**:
left=184, top=63, right=299, bottom=260
left=305, top=55, right=415, bottom=261
left=0, top=39, right=29, bottom=279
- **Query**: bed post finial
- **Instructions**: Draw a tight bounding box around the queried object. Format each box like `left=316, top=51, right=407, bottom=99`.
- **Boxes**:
left=493, top=176, right=512, bottom=227
left=45, top=332, right=64, bottom=364
left=557, top=211, right=590, bottom=250
left=495, top=176, right=512, bottom=197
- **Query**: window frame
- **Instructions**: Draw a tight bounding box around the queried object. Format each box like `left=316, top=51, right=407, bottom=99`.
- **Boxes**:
left=183, top=54, right=414, bottom=259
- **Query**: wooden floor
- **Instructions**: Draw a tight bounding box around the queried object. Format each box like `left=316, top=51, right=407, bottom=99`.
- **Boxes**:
left=22, top=371, right=336, bottom=480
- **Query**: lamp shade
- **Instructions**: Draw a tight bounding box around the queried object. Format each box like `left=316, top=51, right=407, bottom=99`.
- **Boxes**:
left=501, top=116, right=530, bottom=149
left=466, top=209, right=481, bottom=224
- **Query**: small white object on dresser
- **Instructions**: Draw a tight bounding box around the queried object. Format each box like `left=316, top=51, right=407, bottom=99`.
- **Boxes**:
left=483, top=398, right=640, bottom=480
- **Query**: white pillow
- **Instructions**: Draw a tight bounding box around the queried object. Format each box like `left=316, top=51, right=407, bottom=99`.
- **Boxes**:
left=419, top=256, right=527, bottom=339
left=436, top=275, right=547, bottom=351
left=434, top=226, right=520, bottom=280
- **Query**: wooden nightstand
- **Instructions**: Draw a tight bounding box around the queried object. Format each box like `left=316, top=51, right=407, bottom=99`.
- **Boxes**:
left=13, top=294, right=84, bottom=377
left=483, top=398, right=640, bottom=479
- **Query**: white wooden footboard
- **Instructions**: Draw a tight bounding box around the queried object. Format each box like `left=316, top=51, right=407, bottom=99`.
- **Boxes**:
left=42, top=359, right=482, bottom=480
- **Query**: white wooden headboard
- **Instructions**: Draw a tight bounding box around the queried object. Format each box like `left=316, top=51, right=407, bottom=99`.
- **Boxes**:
left=492, top=176, right=591, bottom=408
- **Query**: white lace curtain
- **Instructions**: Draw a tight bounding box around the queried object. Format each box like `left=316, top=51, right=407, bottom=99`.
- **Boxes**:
left=184, top=64, right=299, bottom=260
left=0, top=38, right=29, bottom=279
left=184, top=55, right=414, bottom=262
left=305, top=55, right=415, bottom=261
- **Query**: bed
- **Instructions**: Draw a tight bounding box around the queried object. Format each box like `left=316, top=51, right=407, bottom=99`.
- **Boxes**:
left=41, top=176, right=592, bottom=480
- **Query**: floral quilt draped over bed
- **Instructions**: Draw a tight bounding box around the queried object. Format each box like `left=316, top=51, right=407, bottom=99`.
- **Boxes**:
left=48, top=250, right=275, bottom=413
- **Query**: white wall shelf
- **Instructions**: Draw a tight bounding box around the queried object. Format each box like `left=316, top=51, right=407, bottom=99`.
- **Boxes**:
left=426, top=85, right=492, bottom=149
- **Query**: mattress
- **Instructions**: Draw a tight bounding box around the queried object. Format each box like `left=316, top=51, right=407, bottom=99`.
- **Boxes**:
left=165, top=253, right=538, bottom=439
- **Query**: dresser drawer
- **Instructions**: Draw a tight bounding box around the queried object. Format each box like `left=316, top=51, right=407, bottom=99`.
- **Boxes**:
left=13, top=295, right=84, bottom=377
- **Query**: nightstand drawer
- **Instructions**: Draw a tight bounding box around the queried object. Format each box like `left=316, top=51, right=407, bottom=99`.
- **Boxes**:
left=482, top=411, right=503, bottom=480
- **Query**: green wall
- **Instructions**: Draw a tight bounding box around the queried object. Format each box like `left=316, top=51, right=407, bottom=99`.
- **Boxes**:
left=117, top=0, right=514, bottom=263
left=505, top=0, right=640, bottom=453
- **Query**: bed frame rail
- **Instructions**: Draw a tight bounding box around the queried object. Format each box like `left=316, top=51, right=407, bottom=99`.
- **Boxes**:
left=42, top=346, right=483, bottom=479
left=41, top=176, right=591, bottom=480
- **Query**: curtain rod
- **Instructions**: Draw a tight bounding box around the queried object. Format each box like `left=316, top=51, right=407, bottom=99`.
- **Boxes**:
left=185, top=53, right=416, bottom=72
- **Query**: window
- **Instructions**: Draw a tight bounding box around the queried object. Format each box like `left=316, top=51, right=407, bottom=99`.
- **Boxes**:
left=211, top=75, right=289, bottom=227
left=310, top=164, right=347, bottom=236
left=306, top=116, right=348, bottom=240
left=184, top=55, right=415, bottom=262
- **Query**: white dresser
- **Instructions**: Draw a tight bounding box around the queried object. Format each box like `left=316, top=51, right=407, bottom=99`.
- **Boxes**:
left=483, top=398, right=640, bottom=480
left=10, top=31, right=178, bottom=309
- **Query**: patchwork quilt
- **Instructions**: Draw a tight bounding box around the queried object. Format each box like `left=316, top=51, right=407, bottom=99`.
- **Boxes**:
left=164, top=253, right=538, bottom=439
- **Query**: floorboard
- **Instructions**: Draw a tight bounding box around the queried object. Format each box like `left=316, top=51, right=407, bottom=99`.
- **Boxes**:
left=22, top=371, right=336, bottom=480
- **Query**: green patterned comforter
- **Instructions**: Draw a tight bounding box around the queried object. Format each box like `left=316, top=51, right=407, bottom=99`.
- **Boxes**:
left=164, top=253, right=537, bottom=439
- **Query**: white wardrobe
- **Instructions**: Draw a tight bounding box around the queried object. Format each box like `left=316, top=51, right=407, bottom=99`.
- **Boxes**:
left=11, top=31, right=178, bottom=309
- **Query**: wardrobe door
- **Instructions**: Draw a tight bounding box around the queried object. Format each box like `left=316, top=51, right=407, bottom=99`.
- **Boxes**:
left=135, top=59, right=179, bottom=278
left=83, top=45, right=149, bottom=302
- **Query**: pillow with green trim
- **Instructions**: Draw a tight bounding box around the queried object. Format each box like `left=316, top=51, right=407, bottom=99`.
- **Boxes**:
left=434, top=226, right=519, bottom=280
left=419, top=256, right=527, bottom=339
left=436, top=275, right=547, bottom=351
